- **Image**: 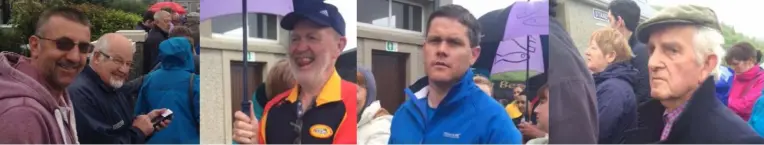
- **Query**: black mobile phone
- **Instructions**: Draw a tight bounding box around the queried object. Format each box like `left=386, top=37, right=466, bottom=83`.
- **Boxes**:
left=152, top=109, right=174, bottom=126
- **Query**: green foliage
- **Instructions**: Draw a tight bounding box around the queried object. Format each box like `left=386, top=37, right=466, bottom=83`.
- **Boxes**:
left=72, top=3, right=141, bottom=41
left=0, top=29, right=24, bottom=54
left=104, top=0, right=149, bottom=15
left=70, top=0, right=151, bottom=14
left=0, top=0, right=141, bottom=53
left=9, top=0, right=70, bottom=42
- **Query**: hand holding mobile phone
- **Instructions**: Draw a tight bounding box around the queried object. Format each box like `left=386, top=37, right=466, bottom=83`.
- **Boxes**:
left=152, top=109, right=174, bottom=127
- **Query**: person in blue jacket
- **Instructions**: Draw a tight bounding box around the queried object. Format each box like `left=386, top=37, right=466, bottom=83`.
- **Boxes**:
left=387, top=4, right=522, bottom=144
left=585, top=27, right=638, bottom=144
left=134, top=37, right=200, bottom=144
left=751, top=92, right=764, bottom=138
left=715, top=66, right=734, bottom=106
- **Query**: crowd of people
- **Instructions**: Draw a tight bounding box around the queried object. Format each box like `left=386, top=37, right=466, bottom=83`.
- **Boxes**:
left=545, top=0, right=764, bottom=144
left=0, top=3, right=200, bottom=144
left=229, top=0, right=531, bottom=144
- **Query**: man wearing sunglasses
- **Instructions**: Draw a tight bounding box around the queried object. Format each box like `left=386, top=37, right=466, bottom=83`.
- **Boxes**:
left=67, top=33, right=171, bottom=144
left=0, top=7, right=91, bottom=144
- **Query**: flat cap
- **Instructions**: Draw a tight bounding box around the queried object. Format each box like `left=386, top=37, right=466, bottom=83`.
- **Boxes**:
left=636, top=4, right=721, bottom=43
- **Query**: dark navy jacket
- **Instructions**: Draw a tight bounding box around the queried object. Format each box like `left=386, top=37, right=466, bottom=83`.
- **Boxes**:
left=592, top=62, right=638, bottom=144
left=68, top=66, right=146, bottom=144
left=628, top=33, right=651, bottom=104
left=388, top=70, right=522, bottom=144
left=625, top=77, right=764, bottom=144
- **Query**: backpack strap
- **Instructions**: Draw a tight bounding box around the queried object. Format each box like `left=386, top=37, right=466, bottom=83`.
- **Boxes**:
left=189, top=73, right=199, bottom=133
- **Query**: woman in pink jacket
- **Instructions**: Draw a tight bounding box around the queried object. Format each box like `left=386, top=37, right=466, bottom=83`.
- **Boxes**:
left=726, top=42, right=764, bottom=121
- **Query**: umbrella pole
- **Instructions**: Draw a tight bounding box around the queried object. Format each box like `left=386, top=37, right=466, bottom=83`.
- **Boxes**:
left=241, top=0, right=251, bottom=116
left=525, top=35, right=531, bottom=122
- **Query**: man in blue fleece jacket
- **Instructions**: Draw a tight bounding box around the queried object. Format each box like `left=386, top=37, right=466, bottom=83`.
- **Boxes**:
left=388, top=4, right=522, bottom=144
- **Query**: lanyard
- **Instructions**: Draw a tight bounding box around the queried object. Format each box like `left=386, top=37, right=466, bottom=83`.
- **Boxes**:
left=293, top=94, right=317, bottom=144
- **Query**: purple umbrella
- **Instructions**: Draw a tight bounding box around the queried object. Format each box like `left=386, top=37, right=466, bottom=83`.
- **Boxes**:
left=200, top=0, right=293, bottom=116
left=491, top=0, right=548, bottom=76
left=200, top=0, right=293, bottom=21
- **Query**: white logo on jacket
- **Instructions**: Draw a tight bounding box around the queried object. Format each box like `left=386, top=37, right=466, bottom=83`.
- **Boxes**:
left=443, top=132, right=461, bottom=139
left=112, top=120, right=124, bottom=130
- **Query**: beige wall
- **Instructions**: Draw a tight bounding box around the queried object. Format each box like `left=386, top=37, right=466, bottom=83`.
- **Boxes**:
left=556, top=0, right=651, bottom=57
left=355, top=0, right=444, bottom=84
left=357, top=23, right=426, bottom=85
left=556, top=0, right=610, bottom=55
left=199, top=18, right=289, bottom=144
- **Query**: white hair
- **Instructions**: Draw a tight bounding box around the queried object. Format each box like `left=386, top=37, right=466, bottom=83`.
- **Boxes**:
left=692, top=26, right=725, bottom=80
left=92, top=35, right=137, bottom=62
left=154, top=10, right=170, bottom=20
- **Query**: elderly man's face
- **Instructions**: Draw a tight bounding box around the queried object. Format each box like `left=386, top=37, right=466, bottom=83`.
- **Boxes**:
left=288, top=20, right=345, bottom=86
left=93, top=37, right=133, bottom=88
left=647, top=25, right=717, bottom=100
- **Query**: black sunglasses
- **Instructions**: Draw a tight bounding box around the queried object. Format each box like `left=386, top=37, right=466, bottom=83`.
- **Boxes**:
left=35, top=35, right=93, bottom=53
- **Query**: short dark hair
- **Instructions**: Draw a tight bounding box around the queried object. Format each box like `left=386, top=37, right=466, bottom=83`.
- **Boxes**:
left=35, top=7, right=91, bottom=35
left=608, top=0, right=641, bottom=32
left=169, top=26, right=193, bottom=38
left=425, top=4, right=481, bottom=48
left=142, top=11, right=155, bottom=22
left=725, top=42, right=758, bottom=63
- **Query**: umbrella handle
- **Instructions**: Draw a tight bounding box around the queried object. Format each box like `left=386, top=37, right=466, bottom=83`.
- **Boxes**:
left=241, top=101, right=251, bottom=117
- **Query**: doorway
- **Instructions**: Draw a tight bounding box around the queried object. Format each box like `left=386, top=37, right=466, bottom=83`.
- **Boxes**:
left=230, top=61, right=264, bottom=115
left=371, top=50, right=408, bottom=114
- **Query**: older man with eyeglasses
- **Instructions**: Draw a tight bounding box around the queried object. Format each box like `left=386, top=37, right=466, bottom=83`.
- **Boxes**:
left=67, top=33, right=170, bottom=144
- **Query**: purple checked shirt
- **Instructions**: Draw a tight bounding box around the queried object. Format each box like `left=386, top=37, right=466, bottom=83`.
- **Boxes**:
left=661, top=103, right=687, bottom=141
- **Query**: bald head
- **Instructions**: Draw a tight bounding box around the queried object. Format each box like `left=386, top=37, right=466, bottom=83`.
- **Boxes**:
left=93, top=33, right=134, bottom=57
left=92, top=33, right=135, bottom=88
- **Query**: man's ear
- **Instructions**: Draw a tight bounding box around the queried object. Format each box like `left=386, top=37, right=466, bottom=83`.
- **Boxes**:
left=702, top=54, right=718, bottom=82
left=336, top=36, right=347, bottom=58
left=617, top=16, right=625, bottom=26
left=470, top=47, right=481, bottom=65
left=28, top=35, right=41, bottom=58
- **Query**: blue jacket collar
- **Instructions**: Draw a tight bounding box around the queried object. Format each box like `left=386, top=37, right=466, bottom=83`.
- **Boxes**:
left=404, top=70, right=479, bottom=117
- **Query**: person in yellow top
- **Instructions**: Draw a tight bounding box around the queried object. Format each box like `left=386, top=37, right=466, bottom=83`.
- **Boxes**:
left=506, top=85, right=527, bottom=124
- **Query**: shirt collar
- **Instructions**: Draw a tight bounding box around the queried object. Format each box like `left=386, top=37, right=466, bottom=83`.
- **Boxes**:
left=285, top=70, right=343, bottom=106
left=663, top=102, right=687, bottom=123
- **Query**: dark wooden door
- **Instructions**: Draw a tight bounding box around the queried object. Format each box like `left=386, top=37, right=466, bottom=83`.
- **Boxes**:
left=230, top=61, right=264, bottom=115
left=372, top=50, right=408, bottom=114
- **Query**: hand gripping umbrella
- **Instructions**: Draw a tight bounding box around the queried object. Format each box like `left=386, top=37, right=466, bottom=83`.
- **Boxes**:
left=200, top=0, right=293, bottom=116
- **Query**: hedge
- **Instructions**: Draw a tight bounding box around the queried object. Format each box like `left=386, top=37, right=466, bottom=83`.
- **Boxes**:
left=0, top=0, right=141, bottom=54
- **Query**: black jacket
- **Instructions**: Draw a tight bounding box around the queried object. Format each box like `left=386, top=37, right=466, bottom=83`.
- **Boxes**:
left=548, top=17, right=599, bottom=144
left=628, top=33, right=651, bottom=104
left=625, top=77, right=764, bottom=144
left=135, top=22, right=151, bottom=33
left=143, top=26, right=169, bottom=75
left=68, top=66, right=146, bottom=144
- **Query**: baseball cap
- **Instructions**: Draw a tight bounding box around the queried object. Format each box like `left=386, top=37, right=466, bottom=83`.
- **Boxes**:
left=280, top=2, right=346, bottom=36
left=635, top=4, right=721, bottom=44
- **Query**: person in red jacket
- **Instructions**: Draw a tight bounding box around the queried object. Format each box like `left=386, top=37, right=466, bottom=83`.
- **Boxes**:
left=231, top=1, right=356, bottom=144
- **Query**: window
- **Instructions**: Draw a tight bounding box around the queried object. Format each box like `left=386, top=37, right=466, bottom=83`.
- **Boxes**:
left=211, top=13, right=278, bottom=40
left=358, top=0, right=423, bottom=32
